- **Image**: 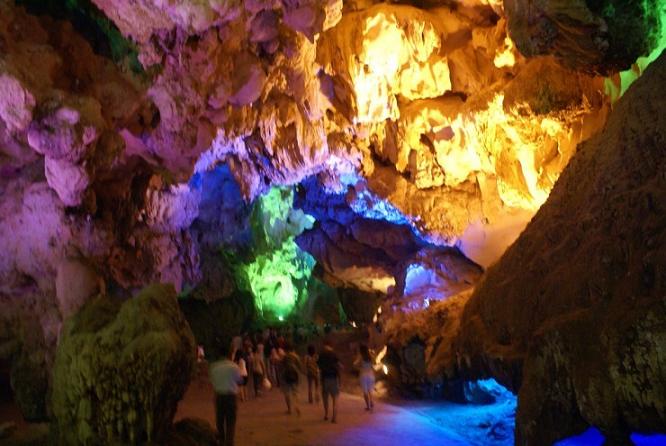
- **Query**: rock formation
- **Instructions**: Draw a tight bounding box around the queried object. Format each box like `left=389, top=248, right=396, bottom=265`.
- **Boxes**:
left=456, top=50, right=666, bottom=445
left=52, top=284, right=196, bottom=445
left=505, top=0, right=664, bottom=73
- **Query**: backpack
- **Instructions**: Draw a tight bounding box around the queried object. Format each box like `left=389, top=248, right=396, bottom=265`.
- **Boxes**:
left=305, top=355, right=318, bottom=377
left=283, top=354, right=299, bottom=384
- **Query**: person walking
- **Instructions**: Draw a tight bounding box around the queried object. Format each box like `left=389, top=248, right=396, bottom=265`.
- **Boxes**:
left=270, top=338, right=286, bottom=387
left=357, top=344, right=375, bottom=411
left=233, top=349, right=248, bottom=402
left=317, top=340, right=341, bottom=423
left=304, top=344, right=319, bottom=404
left=251, top=345, right=266, bottom=397
left=209, top=343, right=242, bottom=446
left=281, top=342, right=303, bottom=416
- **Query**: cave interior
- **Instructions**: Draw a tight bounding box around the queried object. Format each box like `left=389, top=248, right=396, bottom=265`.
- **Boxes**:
left=1, top=0, right=666, bottom=445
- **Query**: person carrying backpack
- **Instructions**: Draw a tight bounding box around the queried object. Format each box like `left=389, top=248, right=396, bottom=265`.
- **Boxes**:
left=281, top=342, right=303, bottom=416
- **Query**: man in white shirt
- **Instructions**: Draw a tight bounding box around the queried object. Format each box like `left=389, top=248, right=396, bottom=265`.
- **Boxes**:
left=209, top=343, right=242, bottom=446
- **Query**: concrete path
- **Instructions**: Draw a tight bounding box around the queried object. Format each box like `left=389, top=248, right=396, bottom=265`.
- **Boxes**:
left=176, top=378, right=472, bottom=446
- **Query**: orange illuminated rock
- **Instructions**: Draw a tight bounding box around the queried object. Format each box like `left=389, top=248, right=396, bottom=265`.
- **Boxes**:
left=318, top=4, right=453, bottom=123
left=457, top=49, right=666, bottom=445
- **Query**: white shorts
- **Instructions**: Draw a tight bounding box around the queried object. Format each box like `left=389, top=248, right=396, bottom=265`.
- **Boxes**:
left=360, top=374, right=375, bottom=393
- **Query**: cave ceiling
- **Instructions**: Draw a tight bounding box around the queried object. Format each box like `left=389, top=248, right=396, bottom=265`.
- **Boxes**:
left=0, top=0, right=665, bottom=315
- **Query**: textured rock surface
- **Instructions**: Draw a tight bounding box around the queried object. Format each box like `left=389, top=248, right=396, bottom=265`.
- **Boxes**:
left=1, top=0, right=665, bottom=437
left=52, top=284, right=196, bottom=445
left=55, top=258, right=103, bottom=320
left=456, top=50, right=666, bottom=444
left=383, top=291, right=472, bottom=391
left=337, top=287, right=384, bottom=324
left=505, top=0, right=665, bottom=73
left=0, top=1, right=143, bottom=208
left=81, top=0, right=613, bottom=249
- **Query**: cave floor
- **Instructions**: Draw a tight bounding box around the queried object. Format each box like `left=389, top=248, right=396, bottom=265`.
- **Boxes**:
left=176, top=374, right=473, bottom=446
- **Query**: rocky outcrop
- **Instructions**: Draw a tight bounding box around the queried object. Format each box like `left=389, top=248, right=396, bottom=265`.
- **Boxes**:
left=0, top=3, right=201, bottom=306
left=456, top=50, right=666, bottom=445
left=0, top=1, right=144, bottom=208
left=380, top=249, right=480, bottom=392
left=81, top=0, right=613, bottom=251
left=295, top=176, right=428, bottom=292
left=296, top=175, right=483, bottom=305
left=384, top=291, right=472, bottom=385
left=392, top=246, right=483, bottom=311
left=505, top=0, right=665, bottom=73
left=52, top=284, right=196, bottom=445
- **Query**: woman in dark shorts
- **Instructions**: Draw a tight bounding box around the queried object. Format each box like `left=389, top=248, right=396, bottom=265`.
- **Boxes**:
left=317, top=340, right=341, bottom=423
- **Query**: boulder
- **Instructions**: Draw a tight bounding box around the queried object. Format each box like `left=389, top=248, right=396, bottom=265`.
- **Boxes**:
left=456, top=50, right=666, bottom=444
left=52, top=284, right=196, bottom=445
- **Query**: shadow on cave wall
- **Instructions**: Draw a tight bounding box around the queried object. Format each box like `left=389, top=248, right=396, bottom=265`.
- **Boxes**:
left=15, top=0, right=143, bottom=72
left=178, top=291, right=255, bottom=360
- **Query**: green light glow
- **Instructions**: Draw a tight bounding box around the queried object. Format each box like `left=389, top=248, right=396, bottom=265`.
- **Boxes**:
left=605, top=0, right=666, bottom=101
left=243, top=238, right=315, bottom=319
left=225, top=187, right=315, bottom=321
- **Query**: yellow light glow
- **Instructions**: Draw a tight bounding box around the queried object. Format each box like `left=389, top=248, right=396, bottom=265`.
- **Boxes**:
left=494, top=36, right=517, bottom=68
left=382, top=364, right=388, bottom=375
left=393, top=92, right=582, bottom=211
left=350, top=9, right=451, bottom=123
left=447, top=93, right=568, bottom=209
left=375, top=345, right=387, bottom=365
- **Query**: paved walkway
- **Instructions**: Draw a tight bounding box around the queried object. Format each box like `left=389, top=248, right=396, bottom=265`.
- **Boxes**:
left=176, top=378, right=472, bottom=446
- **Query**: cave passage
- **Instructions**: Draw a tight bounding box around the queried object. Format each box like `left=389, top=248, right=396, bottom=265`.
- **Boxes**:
left=3, top=0, right=666, bottom=445
left=174, top=373, right=518, bottom=446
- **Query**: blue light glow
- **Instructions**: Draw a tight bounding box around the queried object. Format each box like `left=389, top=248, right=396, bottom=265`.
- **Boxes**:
left=554, top=427, right=605, bottom=446
left=554, top=427, right=666, bottom=446
left=631, top=432, right=666, bottom=445
left=403, top=264, right=433, bottom=295
left=397, top=378, right=516, bottom=446
left=348, top=187, right=413, bottom=227
left=295, top=174, right=429, bottom=244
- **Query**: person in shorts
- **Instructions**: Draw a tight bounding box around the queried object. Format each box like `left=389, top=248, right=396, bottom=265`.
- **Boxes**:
left=357, top=344, right=375, bottom=411
left=281, top=342, right=302, bottom=416
left=317, top=340, right=341, bottom=423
